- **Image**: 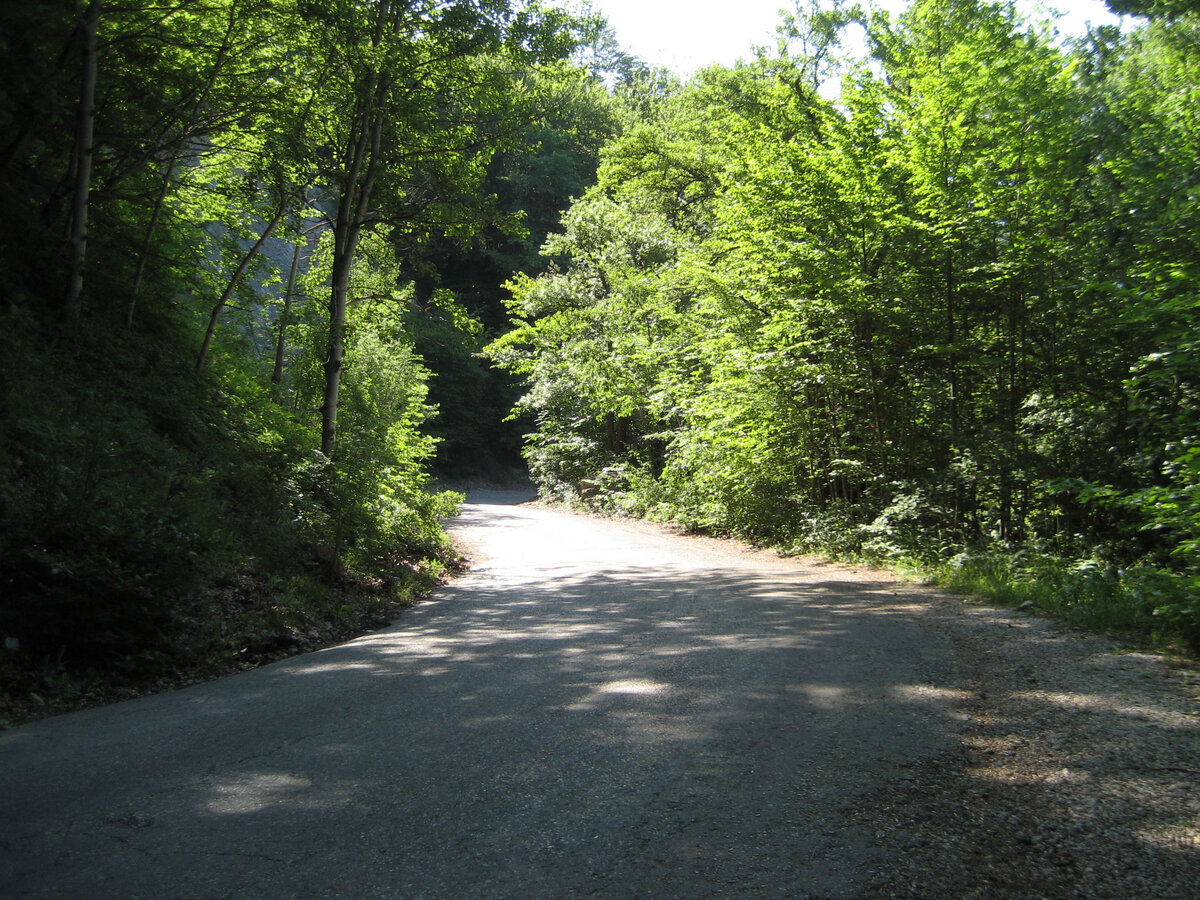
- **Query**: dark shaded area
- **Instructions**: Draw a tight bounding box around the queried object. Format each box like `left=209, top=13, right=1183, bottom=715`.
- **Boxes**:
left=403, top=75, right=619, bottom=479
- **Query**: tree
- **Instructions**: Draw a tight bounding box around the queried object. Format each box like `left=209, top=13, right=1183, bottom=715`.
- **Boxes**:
left=0, top=0, right=597, bottom=673
left=403, top=64, right=619, bottom=475
left=64, top=0, right=102, bottom=331
left=291, top=0, right=582, bottom=458
left=1105, top=0, right=1200, bottom=18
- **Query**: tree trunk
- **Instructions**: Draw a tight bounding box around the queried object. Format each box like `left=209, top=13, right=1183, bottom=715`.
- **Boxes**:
left=944, top=245, right=964, bottom=528
left=63, top=0, right=101, bottom=331
left=319, top=3, right=391, bottom=458
left=321, top=247, right=355, bottom=457
left=271, top=241, right=304, bottom=404
left=195, top=204, right=284, bottom=374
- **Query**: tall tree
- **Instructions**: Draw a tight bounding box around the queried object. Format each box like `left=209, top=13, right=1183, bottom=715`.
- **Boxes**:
left=296, top=0, right=580, bottom=458
left=64, top=0, right=102, bottom=331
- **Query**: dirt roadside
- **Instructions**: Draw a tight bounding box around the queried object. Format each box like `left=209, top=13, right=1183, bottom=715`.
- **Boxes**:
left=854, top=586, right=1200, bottom=897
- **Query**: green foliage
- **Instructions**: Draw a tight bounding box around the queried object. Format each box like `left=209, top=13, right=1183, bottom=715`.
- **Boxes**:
left=0, top=311, right=292, bottom=664
left=491, top=0, right=1200, bottom=651
left=280, top=230, right=461, bottom=569
left=0, top=0, right=594, bottom=686
left=934, top=551, right=1200, bottom=651
left=399, top=64, right=622, bottom=476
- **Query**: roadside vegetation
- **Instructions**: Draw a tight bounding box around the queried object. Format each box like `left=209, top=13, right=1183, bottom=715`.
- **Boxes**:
left=0, top=0, right=636, bottom=722
left=3, top=0, right=1198, bottom=726
left=489, top=0, right=1200, bottom=655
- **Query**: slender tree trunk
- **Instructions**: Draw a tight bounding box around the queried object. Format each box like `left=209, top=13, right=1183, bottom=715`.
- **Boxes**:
left=321, top=153, right=369, bottom=457
left=858, top=308, right=888, bottom=479
left=320, top=3, right=391, bottom=458
left=126, top=155, right=178, bottom=329
left=944, top=247, right=959, bottom=446
left=321, top=247, right=355, bottom=457
left=271, top=241, right=304, bottom=404
left=195, top=205, right=284, bottom=374
left=944, top=245, right=964, bottom=528
left=321, top=120, right=383, bottom=457
left=63, top=0, right=101, bottom=331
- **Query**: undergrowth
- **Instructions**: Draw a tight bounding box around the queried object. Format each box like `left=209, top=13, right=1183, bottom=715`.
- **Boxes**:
left=0, top=303, right=462, bottom=726
left=0, top=561, right=451, bottom=728
left=929, top=550, right=1200, bottom=655
left=559, top=474, right=1200, bottom=657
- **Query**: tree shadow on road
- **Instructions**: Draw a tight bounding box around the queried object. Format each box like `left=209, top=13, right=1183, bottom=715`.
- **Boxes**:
left=2, top=552, right=1198, bottom=899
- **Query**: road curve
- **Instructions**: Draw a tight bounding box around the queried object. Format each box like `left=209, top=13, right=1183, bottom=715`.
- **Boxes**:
left=0, top=492, right=1061, bottom=897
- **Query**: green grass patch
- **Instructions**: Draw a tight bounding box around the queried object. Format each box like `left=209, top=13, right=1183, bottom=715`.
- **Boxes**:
left=928, top=550, right=1199, bottom=655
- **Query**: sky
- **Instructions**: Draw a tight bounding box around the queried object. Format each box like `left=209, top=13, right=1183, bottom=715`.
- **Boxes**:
left=582, top=0, right=1125, bottom=77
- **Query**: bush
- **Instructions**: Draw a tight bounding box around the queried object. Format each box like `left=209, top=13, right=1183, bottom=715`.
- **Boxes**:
left=933, top=548, right=1200, bottom=654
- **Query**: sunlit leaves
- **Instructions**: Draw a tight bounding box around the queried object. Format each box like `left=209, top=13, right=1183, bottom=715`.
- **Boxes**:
left=495, top=0, right=1200, bottom=622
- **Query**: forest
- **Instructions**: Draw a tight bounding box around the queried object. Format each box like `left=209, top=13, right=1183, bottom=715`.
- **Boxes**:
left=489, top=0, right=1200, bottom=651
left=0, top=0, right=1197, bottom=713
left=0, top=0, right=630, bottom=706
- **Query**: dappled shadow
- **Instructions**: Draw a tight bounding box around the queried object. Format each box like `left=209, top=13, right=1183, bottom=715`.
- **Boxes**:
left=172, top=563, right=966, bottom=897
left=852, top=594, right=1200, bottom=898
left=1, top=505, right=1197, bottom=898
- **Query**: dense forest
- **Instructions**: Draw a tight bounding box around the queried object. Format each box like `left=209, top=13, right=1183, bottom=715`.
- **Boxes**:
left=0, top=0, right=1197, bottom=710
left=0, top=0, right=634, bottom=702
left=489, top=0, right=1200, bottom=651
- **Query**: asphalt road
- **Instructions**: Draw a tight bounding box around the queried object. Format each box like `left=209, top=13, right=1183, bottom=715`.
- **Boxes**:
left=0, top=491, right=974, bottom=898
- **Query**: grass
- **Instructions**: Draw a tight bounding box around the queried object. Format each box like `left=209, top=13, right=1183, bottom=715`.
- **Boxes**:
left=924, top=550, right=1199, bottom=657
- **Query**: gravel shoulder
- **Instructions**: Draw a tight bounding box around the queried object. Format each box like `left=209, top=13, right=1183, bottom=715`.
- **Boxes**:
left=857, top=584, right=1200, bottom=897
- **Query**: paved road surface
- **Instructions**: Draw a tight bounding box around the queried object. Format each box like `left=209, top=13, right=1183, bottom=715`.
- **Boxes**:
left=2, top=492, right=989, bottom=897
